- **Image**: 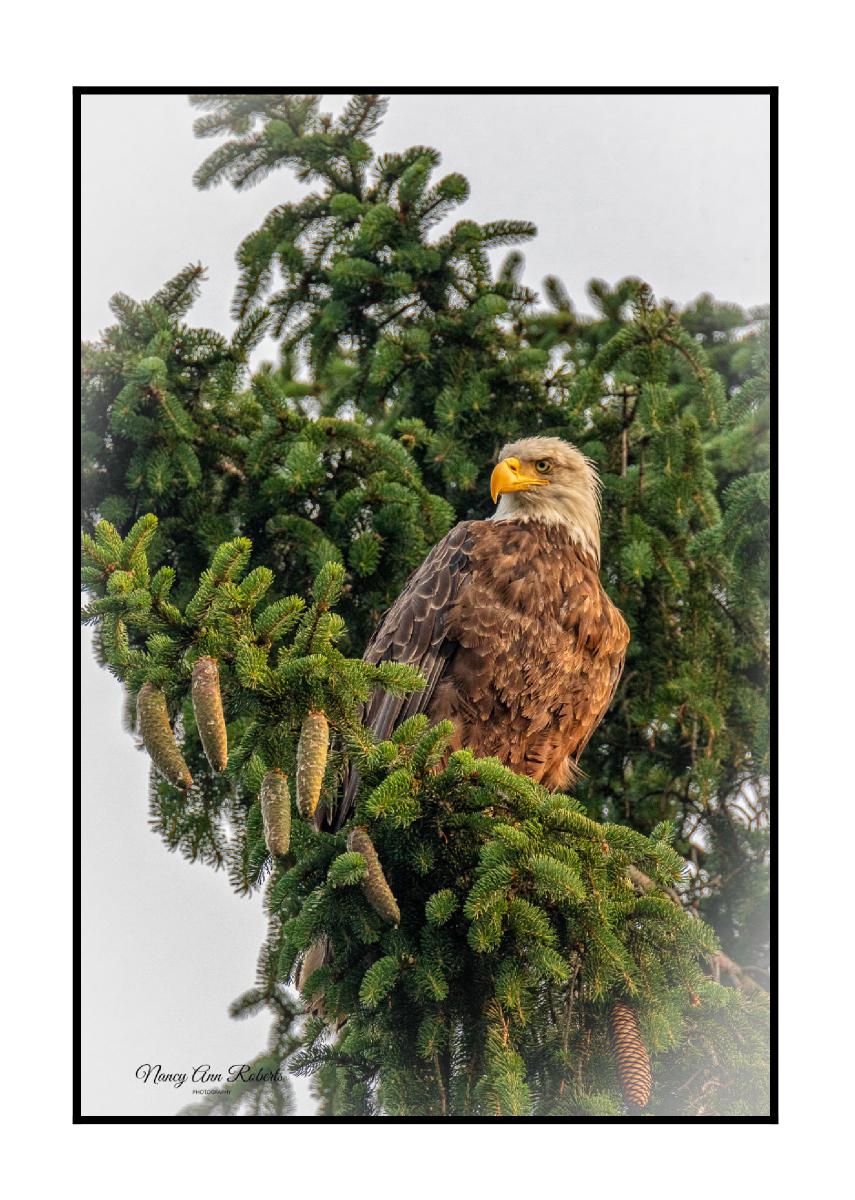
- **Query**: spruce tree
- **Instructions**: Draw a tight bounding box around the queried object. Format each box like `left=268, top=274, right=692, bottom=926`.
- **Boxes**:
left=81, top=93, right=770, bottom=1117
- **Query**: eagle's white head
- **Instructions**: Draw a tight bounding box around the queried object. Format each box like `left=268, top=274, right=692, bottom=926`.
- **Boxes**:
left=490, top=435, right=602, bottom=563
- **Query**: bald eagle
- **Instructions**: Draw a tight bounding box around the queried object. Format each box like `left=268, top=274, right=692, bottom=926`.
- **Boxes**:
left=326, top=436, right=629, bottom=831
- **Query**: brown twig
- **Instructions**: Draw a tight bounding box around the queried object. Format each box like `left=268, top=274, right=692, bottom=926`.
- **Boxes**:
left=433, top=1050, right=448, bottom=1116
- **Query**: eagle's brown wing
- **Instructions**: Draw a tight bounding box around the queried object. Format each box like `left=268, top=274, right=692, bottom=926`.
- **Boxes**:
left=568, top=608, right=629, bottom=767
left=328, top=521, right=475, bottom=829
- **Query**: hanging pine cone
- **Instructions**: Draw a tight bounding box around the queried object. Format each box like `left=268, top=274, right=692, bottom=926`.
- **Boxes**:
left=191, top=656, right=228, bottom=772
left=347, top=825, right=400, bottom=926
left=137, top=682, right=193, bottom=791
left=608, top=1000, right=652, bottom=1110
left=296, top=710, right=329, bottom=821
left=260, top=769, right=291, bottom=857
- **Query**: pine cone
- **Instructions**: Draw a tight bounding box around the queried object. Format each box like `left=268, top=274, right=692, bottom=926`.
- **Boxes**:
left=296, top=710, right=329, bottom=820
left=347, top=825, right=400, bottom=926
left=608, top=1000, right=652, bottom=1110
left=137, top=682, right=193, bottom=791
left=191, top=656, right=228, bottom=772
left=260, top=769, right=291, bottom=857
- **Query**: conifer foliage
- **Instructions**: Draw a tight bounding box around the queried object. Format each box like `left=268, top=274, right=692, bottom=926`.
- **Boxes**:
left=81, top=94, right=770, bottom=1116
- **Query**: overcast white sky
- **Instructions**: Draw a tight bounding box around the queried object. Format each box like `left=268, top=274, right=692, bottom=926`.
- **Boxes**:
left=81, top=91, right=770, bottom=1117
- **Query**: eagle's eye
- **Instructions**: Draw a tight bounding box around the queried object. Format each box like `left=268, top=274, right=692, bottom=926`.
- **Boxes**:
left=534, top=459, right=553, bottom=474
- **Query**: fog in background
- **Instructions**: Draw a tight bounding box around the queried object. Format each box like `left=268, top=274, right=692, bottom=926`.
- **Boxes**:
left=81, top=91, right=770, bottom=1116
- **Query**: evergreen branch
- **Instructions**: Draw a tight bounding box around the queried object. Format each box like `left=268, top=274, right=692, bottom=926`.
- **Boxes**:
left=626, top=866, right=767, bottom=996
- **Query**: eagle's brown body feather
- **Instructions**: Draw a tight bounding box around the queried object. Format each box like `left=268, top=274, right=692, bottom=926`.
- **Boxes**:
left=331, top=518, right=629, bottom=828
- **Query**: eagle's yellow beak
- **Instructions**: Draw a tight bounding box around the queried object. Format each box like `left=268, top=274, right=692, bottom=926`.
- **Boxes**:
left=490, top=457, right=550, bottom=504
